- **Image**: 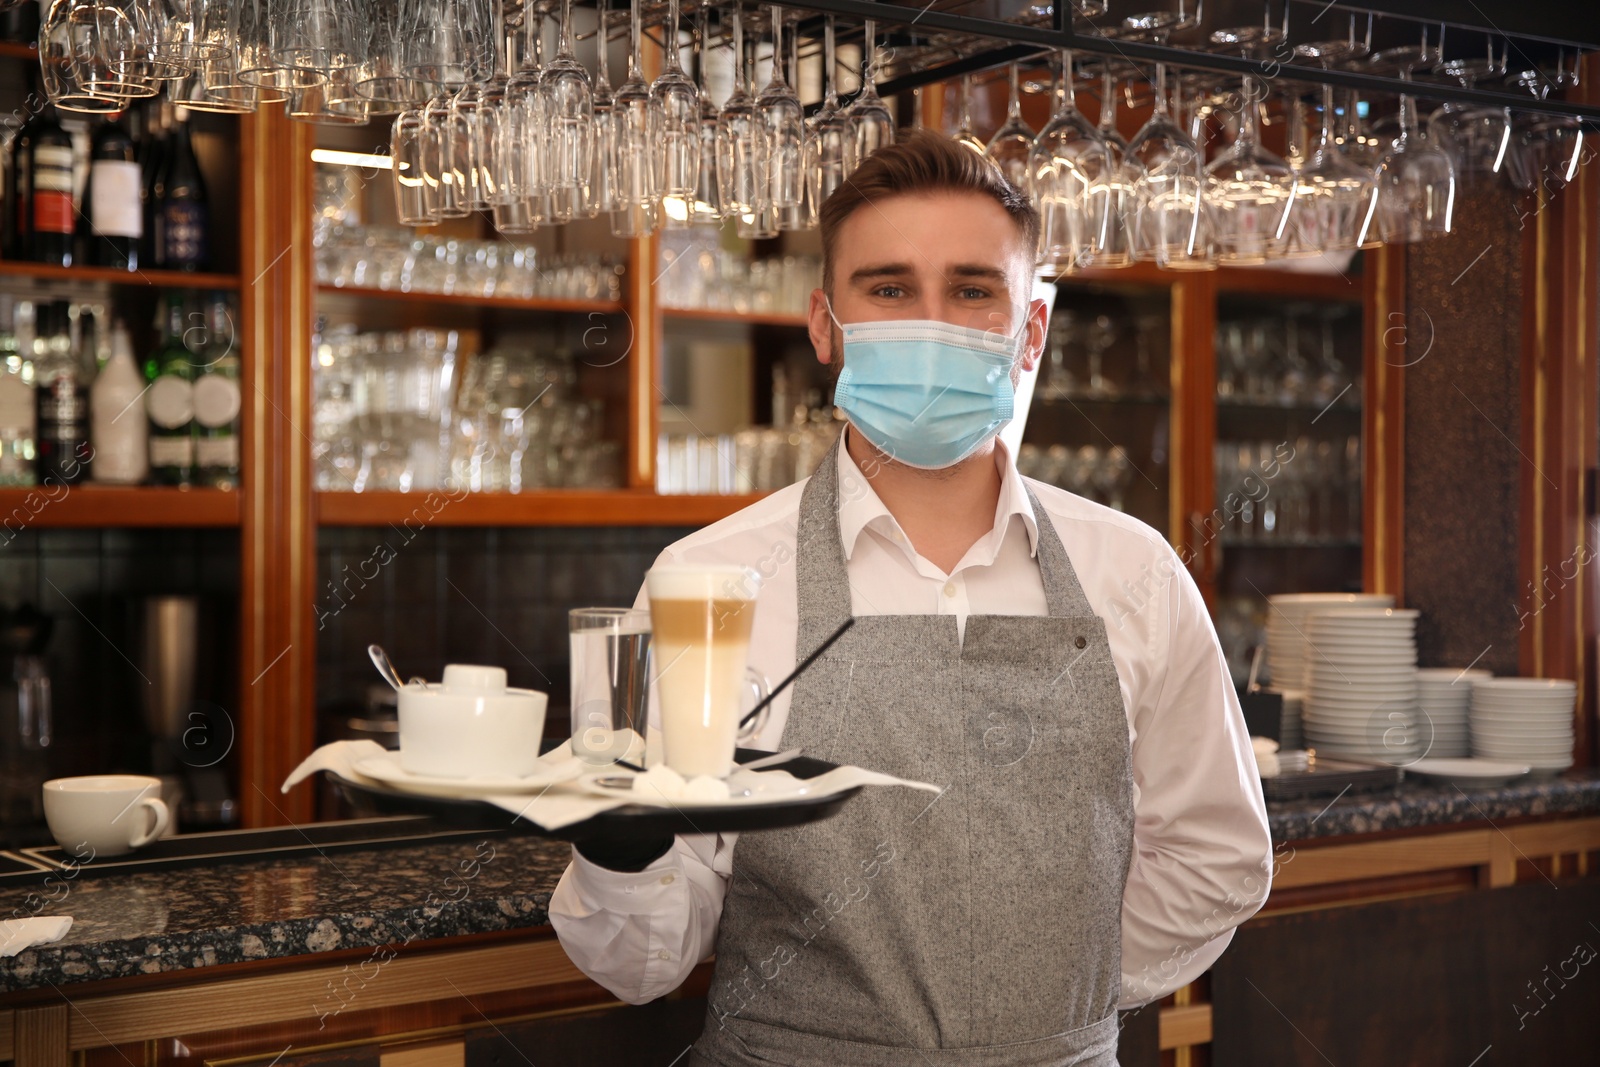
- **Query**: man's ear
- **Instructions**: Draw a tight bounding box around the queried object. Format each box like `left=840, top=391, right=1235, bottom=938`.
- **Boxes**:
left=809, top=288, right=836, bottom=365
left=806, top=287, right=832, bottom=367
left=1019, top=297, right=1050, bottom=373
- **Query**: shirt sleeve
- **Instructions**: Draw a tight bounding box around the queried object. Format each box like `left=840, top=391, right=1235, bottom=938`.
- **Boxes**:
left=1117, top=546, right=1275, bottom=1009
left=549, top=830, right=734, bottom=1004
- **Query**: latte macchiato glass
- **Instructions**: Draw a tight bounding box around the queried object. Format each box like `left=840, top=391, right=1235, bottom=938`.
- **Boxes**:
left=646, top=564, right=766, bottom=778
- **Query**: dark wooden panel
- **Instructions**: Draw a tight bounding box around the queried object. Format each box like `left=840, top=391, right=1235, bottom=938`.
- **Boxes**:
left=1212, top=879, right=1600, bottom=1065
left=1115, top=1004, right=1161, bottom=1066
left=464, top=996, right=708, bottom=1067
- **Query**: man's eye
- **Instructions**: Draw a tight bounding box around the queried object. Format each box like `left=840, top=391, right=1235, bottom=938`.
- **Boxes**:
left=874, top=286, right=905, bottom=298
left=958, top=287, right=989, bottom=299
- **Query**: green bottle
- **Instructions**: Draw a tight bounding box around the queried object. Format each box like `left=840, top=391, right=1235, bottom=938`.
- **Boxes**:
left=192, top=292, right=239, bottom=488
left=144, top=293, right=195, bottom=486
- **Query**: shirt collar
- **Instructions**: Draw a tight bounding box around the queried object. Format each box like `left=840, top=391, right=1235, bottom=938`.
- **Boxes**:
left=835, top=429, right=1040, bottom=563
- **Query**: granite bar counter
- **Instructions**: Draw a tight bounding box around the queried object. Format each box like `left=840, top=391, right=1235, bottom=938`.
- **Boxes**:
left=2, top=770, right=1598, bottom=997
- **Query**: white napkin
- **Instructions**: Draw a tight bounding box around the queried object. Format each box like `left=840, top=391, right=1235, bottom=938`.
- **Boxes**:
left=281, top=737, right=940, bottom=832
left=1252, top=736, right=1281, bottom=778
left=1, top=916, right=72, bottom=958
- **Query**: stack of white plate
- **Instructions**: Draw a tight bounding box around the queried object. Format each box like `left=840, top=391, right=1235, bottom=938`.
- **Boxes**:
left=1415, top=668, right=1491, bottom=758
left=1302, top=607, right=1421, bottom=765
left=1469, top=679, right=1576, bottom=774
left=1265, top=593, right=1395, bottom=690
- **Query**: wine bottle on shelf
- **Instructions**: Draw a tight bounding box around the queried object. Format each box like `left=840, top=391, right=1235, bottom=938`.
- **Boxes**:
left=27, top=104, right=75, bottom=267
left=139, top=101, right=169, bottom=270
left=0, top=296, right=34, bottom=487
left=34, top=302, right=90, bottom=484
left=90, top=321, right=148, bottom=485
left=153, top=106, right=207, bottom=271
left=4, top=99, right=43, bottom=260
left=144, top=293, right=195, bottom=485
left=86, top=114, right=141, bottom=271
left=192, top=292, right=239, bottom=488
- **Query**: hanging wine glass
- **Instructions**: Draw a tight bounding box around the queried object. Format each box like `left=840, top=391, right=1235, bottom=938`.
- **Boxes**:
left=809, top=15, right=853, bottom=209
left=450, top=80, right=488, bottom=212
left=716, top=3, right=759, bottom=219
left=1374, top=72, right=1457, bottom=242
left=588, top=5, right=623, bottom=215
left=1028, top=48, right=1110, bottom=274
left=652, top=0, right=699, bottom=212
left=542, top=0, right=594, bottom=225
left=756, top=6, right=805, bottom=212
left=1371, top=31, right=1455, bottom=242
left=1291, top=36, right=1378, bottom=254
left=1124, top=62, right=1212, bottom=270
left=735, top=15, right=777, bottom=239
left=952, top=74, right=984, bottom=154
left=687, top=2, right=722, bottom=225
left=985, top=64, right=1034, bottom=191
left=1204, top=74, right=1297, bottom=264
left=776, top=10, right=810, bottom=231
left=848, top=19, right=894, bottom=163
left=1082, top=58, right=1134, bottom=268
left=425, top=91, right=471, bottom=218
left=1428, top=41, right=1506, bottom=179
left=612, top=0, right=659, bottom=237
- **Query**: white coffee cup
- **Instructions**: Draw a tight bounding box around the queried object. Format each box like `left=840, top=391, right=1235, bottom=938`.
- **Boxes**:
left=42, top=775, right=170, bottom=859
left=646, top=564, right=770, bottom=778
left=397, top=664, right=548, bottom=779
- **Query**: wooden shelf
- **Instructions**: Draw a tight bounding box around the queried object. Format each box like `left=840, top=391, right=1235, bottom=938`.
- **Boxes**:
left=0, top=486, right=240, bottom=528
left=316, top=283, right=624, bottom=315
left=0, top=260, right=241, bottom=290
left=0, top=42, right=36, bottom=62
left=316, top=489, right=768, bottom=527
left=663, top=306, right=810, bottom=328
left=1050, top=261, right=1361, bottom=301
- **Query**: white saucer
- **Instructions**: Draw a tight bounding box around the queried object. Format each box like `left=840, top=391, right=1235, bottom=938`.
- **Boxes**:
left=353, top=751, right=581, bottom=797
left=1405, top=758, right=1532, bottom=787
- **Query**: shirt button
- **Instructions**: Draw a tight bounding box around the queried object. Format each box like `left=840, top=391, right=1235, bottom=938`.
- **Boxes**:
left=657, top=949, right=672, bottom=961
left=659, top=873, right=676, bottom=886
left=1075, top=636, right=1087, bottom=649
left=943, top=582, right=956, bottom=598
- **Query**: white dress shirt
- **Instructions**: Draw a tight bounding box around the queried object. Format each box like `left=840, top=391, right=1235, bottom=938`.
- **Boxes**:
left=549, top=433, right=1274, bottom=1011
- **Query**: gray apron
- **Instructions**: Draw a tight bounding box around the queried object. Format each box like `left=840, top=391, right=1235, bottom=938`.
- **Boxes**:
left=691, top=438, right=1136, bottom=1067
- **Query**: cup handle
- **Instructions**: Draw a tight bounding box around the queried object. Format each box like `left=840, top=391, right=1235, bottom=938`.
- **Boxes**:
left=128, top=797, right=170, bottom=850
left=738, top=669, right=771, bottom=745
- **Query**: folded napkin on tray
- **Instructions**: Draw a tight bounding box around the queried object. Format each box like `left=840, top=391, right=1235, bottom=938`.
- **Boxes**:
left=1, top=916, right=72, bottom=958
left=281, top=736, right=939, bottom=832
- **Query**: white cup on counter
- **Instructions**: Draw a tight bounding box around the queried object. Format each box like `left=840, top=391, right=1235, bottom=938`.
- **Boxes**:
left=42, top=775, right=170, bottom=858
left=397, top=664, right=548, bottom=779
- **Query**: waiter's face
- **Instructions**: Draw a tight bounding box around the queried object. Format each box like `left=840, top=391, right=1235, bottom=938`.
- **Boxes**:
left=808, top=189, right=1047, bottom=385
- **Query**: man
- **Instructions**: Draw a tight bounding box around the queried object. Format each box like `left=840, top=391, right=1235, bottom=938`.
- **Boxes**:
left=551, top=131, right=1273, bottom=1066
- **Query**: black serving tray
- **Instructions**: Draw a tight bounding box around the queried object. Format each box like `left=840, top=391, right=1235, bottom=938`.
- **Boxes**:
left=0, top=849, right=53, bottom=884
left=328, top=749, right=863, bottom=844
left=18, top=816, right=508, bottom=878
left=1260, top=757, right=1404, bottom=801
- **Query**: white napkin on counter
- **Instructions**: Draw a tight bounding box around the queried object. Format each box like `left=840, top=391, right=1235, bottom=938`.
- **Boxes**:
left=1252, top=736, right=1281, bottom=778
left=1, top=916, right=72, bottom=958
left=281, top=737, right=940, bottom=832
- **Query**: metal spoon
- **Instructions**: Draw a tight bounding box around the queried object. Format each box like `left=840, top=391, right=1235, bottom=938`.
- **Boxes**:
left=367, top=644, right=404, bottom=692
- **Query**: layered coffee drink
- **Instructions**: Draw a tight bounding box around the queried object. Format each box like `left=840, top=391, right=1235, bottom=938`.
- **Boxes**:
left=646, top=565, right=761, bottom=778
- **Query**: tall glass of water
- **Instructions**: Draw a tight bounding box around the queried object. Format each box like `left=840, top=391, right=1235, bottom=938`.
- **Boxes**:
left=568, top=607, right=652, bottom=765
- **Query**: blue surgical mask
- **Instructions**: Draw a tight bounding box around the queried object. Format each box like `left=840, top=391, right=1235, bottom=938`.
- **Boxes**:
left=827, top=301, right=1023, bottom=470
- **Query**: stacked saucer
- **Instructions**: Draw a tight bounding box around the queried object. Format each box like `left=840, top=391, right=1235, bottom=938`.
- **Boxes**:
left=1415, top=668, right=1491, bottom=759
left=1469, top=679, right=1576, bottom=775
left=1265, top=593, right=1395, bottom=690
left=1301, top=607, right=1420, bottom=765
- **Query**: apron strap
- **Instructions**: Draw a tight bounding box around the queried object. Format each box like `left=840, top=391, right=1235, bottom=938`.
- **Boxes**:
left=1023, top=484, right=1097, bottom=619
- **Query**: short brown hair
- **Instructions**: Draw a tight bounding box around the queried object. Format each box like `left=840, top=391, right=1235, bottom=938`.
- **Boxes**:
left=817, top=129, right=1039, bottom=292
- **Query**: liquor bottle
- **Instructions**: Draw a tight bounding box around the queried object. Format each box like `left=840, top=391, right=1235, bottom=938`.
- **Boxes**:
left=33, top=302, right=90, bottom=484
left=27, top=104, right=75, bottom=267
left=0, top=296, right=34, bottom=487
left=139, top=102, right=169, bottom=270
left=192, top=293, right=239, bottom=488
left=4, top=98, right=44, bottom=260
left=144, top=294, right=195, bottom=485
left=86, top=114, right=141, bottom=271
left=90, top=322, right=148, bottom=484
left=153, top=107, right=207, bottom=271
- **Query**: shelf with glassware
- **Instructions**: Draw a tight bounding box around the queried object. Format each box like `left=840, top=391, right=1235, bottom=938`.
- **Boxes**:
left=0, top=485, right=240, bottom=527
